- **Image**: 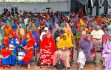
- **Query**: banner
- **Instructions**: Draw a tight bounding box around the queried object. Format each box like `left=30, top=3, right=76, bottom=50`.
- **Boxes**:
left=76, top=0, right=88, bottom=5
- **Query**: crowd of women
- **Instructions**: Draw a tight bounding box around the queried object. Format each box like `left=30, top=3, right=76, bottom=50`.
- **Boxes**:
left=0, top=11, right=111, bottom=70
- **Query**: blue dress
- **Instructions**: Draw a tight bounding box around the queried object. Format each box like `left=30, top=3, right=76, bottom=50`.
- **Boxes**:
left=2, top=56, right=11, bottom=66
left=32, top=31, right=38, bottom=48
left=8, top=38, right=20, bottom=66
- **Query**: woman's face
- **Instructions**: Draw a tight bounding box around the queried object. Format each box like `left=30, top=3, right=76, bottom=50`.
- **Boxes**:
left=26, top=34, right=30, bottom=39
left=64, top=24, right=67, bottom=27
left=9, top=34, right=13, bottom=39
left=6, top=25, right=8, bottom=28
left=63, top=35, right=66, bottom=40
left=87, top=36, right=91, bottom=41
left=19, top=25, right=22, bottom=28
left=47, top=33, right=51, bottom=38
left=95, top=27, right=99, bottom=31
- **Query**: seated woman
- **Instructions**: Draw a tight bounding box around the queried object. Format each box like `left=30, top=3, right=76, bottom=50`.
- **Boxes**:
left=77, top=34, right=92, bottom=70
left=1, top=35, right=12, bottom=69
left=53, top=33, right=73, bottom=70
left=102, top=34, right=111, bottom=70
left=17, top=31, right=36, bottom=69
left=8, top=32, right=20, bottom=66
left=40, top=32, right=56, bottom=68
left=1, top=45, right=12, bottom=69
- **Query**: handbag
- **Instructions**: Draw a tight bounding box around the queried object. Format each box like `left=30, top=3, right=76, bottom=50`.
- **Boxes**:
left=56, top=60, right=64, bottom=70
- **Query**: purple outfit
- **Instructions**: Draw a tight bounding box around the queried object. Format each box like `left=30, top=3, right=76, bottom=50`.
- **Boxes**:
left=79, top=35, right=92, bottom=59
left=102, top=41, right=111, bottom=70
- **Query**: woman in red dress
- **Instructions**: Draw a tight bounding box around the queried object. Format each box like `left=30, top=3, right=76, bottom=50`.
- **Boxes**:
left=21, top=31, right=36, bottom=68
left=40, top=32, right=56, bottom=68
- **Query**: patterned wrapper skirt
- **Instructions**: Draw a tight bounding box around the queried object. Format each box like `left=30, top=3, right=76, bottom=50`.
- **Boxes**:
left=40, top=48, right=54, bottom=65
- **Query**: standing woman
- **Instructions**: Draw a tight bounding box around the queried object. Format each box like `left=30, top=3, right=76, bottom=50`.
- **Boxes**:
left=40, top=32, right=56, bottom=68
left=102, top=34, right=111, bottom=70
left=77, top=34, right=92, bottom=70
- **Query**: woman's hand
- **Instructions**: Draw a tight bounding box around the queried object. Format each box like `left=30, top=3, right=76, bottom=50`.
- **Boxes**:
left=45, top=46, right=51, bottom=48
left=23, top=46, right=27, bottom=50
left=78, top=49, right=82, bottom=52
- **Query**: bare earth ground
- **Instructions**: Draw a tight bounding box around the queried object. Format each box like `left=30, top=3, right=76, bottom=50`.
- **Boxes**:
left=0, top=63, right=104, bottom=70
left=0, top=51, right=105, bottom=70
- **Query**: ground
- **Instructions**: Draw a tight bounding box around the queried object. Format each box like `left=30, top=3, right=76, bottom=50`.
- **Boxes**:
left=0, top=63, right=104, bottom=70
left=0, top=48, right=105, bottom=70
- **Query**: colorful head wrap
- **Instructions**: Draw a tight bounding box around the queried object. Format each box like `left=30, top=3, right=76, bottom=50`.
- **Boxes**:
left=10, top=30, right=16, bottom=38
left=27, top=31, right=33, bottom=38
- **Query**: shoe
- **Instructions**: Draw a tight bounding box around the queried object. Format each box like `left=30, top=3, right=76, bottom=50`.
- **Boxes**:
left=3, top=66, right=6, bottom=69
left=79, top=68, right=83, bottom=70
left=8, top=65, right=11, bottom=69
left=70, top=59, right=74, bottom=66
left=27, top=64, right=30, bottom=69
left=17, top=65, right=22, bottom=69
left=65, top=67, right=68, bottom=70
left=93, top=59, right=96, bottom=64
left=40, top=65, right=44, bottom=68
left=48, top=66, right=55, bottom=69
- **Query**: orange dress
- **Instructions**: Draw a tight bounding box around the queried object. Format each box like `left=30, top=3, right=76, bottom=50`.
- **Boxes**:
left=2, top=36, right=9, bottom=47
left=4, top=24, right=12, bottom=35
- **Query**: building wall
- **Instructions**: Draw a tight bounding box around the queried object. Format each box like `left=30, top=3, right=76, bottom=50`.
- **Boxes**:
left=0, top=2, right=69, bottom=14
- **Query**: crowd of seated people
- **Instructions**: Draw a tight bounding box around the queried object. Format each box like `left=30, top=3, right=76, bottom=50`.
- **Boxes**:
left=0, top=10, right=111, bottom=70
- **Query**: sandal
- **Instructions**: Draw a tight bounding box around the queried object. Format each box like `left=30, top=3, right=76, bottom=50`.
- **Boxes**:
left=7, top=65, right=11, bottom=69
left=3, top=66, right=6, bottom=69
left=48, top=66, right=55, bottom=69
left=40, top=65, right=43, bottom=68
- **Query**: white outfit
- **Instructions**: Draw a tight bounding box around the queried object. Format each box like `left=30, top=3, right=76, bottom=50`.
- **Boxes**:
left=24, top=18, right=29, bottom=25
left=18, top=52, right=25, bottom=60
left=91, top=29, right=104, bottom=39
left=40, top=27, right=48, bottom=41
left=40, top=32, right=46, bottom=41
left=77, top=50, right=86, bottom=69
